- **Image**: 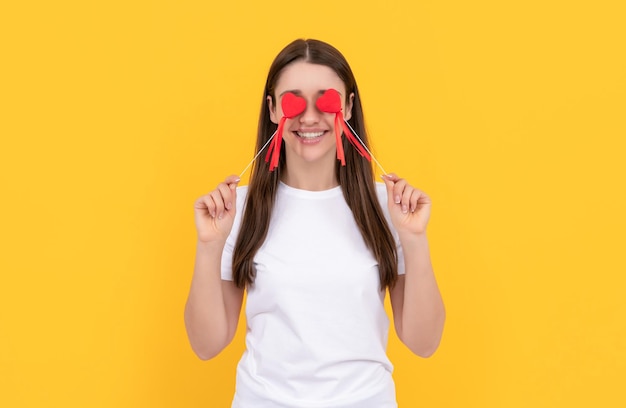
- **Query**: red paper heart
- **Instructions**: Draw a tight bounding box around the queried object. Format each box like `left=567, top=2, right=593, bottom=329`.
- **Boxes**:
left=316, top=88, right=342, bottom=113
left=281, top=92, right=306, bottom=118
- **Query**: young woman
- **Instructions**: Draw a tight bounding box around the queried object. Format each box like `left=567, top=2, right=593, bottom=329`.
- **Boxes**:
left=185, top=39, right=445, bottom=408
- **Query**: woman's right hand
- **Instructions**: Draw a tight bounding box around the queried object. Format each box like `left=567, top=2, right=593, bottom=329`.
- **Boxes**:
left=194, top=175, right=241, bottom=243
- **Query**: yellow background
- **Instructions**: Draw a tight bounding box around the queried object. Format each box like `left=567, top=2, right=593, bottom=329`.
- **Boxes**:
left=1, top=0, right=625, bottom=406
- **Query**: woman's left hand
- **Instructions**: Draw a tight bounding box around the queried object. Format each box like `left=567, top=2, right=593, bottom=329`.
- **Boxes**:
left=382, top=173, right=431, bottom=236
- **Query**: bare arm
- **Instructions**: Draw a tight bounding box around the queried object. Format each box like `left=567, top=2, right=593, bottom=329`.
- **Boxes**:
left=185, top=242, right=244, bottom=360
left=184, top=175, right=244, bottom=360
left=389, top=234, right=445, bottom=357
left=382, top=174, right=446, bottom=357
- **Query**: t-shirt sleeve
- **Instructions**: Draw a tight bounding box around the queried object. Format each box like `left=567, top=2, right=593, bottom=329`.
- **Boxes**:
left=376, top=182, right=406, bottom=275
left=220, top=185, right=247, bottom=281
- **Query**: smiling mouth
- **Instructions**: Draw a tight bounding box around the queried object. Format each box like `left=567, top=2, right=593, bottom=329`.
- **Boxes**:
left=295, top=131, right=326, bottom=139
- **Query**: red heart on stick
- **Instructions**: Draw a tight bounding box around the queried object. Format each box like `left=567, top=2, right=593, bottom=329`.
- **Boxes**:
left=282, top=92, right=306, bottom=118
left=316, top=88, right=342, bottom=113
left=317, top=88, right=371, bottom=165
left=265, top=92, right=306, bottom=171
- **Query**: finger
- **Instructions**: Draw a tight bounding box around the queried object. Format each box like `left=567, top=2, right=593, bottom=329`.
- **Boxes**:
left=392, top=178, right=408, bottom=206
left=400, top=184, right=415, bottom=214
left=416, top=190, right=432, bottom=210
left=382, top=173, right=401, bottom=202
left=209, top=190, right=226, bottom=219
left=217, top=182, right=235, bottom=211
left=193, top=195, right=207, bottom=211
left=206, top=195, right=218, bottom=218
left=224, top=175, right=240, bottom=209
left=194, top=194, right=210, bottom=212
left=230, top=183, right=237, bottom=209
left=194, top=194, right=216, bottom=218
left=224, top=174, right=241, bottom=189
left=381, top=174, right=396, bottom=208
left=382, top=172, right=401, bottom=183
left=409, top=189, right=421, bottom=213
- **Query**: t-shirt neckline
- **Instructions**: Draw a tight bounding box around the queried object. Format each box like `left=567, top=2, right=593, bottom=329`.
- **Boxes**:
left=278, top=181, right=343, bottom=199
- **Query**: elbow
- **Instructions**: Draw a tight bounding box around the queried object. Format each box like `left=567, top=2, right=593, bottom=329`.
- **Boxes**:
left=184, top=310, right=236, bottom=361
left=411, top=340, right=442, bottom=358
left=185, top=326, right=233, bottom=361
left=398, top=315, right=446, bottom=358
left=193, top=346, right=222, bottom=361
left=189, top=336, right=230, bottom=361
left=399, top=333, right=443, bottom=358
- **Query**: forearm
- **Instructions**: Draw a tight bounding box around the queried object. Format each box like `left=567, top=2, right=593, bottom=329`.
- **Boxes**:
left=184, top=241, right=232, bottom=360
left=397, top=233, right=445, bottom=357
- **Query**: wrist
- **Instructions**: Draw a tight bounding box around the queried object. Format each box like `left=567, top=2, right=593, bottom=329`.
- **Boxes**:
left=196, top=239, right=227, bottom=254
left=398, top=231, right=429, bottom=246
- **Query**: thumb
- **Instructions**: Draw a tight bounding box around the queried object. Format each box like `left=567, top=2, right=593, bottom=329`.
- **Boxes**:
left=224, top=174, right=241, bottom=186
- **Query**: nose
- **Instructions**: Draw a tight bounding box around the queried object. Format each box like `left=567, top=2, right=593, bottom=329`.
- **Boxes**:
left=299, top=97, right=322, bottom=125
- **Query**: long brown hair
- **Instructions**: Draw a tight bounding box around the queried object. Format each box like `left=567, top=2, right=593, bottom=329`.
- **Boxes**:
left=232, top=39, right=398, bottom=290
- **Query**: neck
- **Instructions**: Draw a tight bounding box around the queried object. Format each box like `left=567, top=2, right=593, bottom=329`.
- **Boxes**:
left=281, top=157, right=338, bottom=191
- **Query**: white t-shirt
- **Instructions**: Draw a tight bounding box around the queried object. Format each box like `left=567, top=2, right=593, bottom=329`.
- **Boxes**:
left=221, top=182, right=405, bottom=408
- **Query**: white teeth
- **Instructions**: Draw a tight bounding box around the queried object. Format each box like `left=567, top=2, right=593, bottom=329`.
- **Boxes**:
left=297, top=131, right=324, bottom=138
